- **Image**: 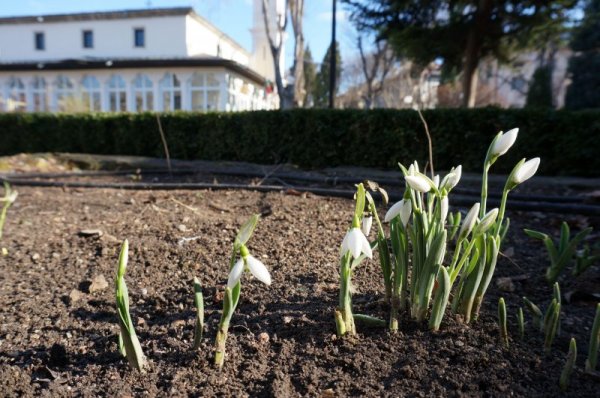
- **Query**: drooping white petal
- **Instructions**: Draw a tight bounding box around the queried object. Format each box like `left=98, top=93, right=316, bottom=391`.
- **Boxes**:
left=491, top=128, right=519, bottom=157
left=361, top=234, right=373, bottom=259
left=459, top=202, right=480, bottom=239
left=342, top=228, right=371, bottom=259
left=384, top=200, right=405, bottom=223
left=405, top=175, right=431, bottom=193
left=361, top=216, right=373, bottom=236
left=440, top=196, right=449, bottom=223
left=227, top=258, right=245, bottom=289
left=513, top=157, right=540, bottom=185
left=433, top=175, right=440, bottom=189
left=246, top=255, right=272, bottom=286
left=384, top=199, right=412, bottom=226
left=400, top=199, right=412, bottom=226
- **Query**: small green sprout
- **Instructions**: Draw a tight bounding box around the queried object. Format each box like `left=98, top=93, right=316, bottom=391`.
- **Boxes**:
left=544, top=298, right=561, bottom=354
left=193, top=277, right=204, bottom=350
left=0, top=182, right=18, bottom=240
left=517, top=307, right=525, bottom=339
left=115, top=240, right=146, bottom=371
left=523, top=296, right=543, bottom=330
left=574, top=244, right=599, bottom=277
left=560, top=338, right=577, bottom=392
left=498, top=297, right=508, bottom=347
left=585, top=303, right=600, bottom=373
left=524, top=222, right=593, bottom=284
left=214, top=214, right=271, bottom=369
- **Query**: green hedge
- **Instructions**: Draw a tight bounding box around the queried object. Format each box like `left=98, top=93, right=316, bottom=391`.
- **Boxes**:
left=0, top=108, right=598, bottom=176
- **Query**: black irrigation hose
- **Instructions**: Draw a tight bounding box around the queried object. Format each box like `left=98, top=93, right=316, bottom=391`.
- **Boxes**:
left=3, top=177, right=600, bottom=216
left=0, top=168, right=590, bottom=204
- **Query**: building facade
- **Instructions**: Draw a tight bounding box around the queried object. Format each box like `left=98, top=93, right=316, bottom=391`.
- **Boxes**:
left=0, top=6, right=281, bottom=113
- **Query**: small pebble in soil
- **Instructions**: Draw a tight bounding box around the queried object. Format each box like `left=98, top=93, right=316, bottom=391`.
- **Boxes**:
left=258, top=332, right=270, bottom=344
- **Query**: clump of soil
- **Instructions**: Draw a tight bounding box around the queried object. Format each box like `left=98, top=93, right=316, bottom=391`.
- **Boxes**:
left=0, top=185, right=598, bottom=397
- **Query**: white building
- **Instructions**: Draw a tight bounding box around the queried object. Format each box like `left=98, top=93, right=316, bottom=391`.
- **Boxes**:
left=0, top=5, right=283, bottom=113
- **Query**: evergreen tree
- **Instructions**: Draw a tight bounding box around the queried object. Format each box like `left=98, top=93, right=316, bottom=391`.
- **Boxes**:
left=565, top=0, right=600, bottom=110
left=344, top=0, right=577, bottom=107
left=526, top=66, right=554, bottom=108
left=303, top=46, right=317, bottom=107
left=314, top=42, right=342, bottom=108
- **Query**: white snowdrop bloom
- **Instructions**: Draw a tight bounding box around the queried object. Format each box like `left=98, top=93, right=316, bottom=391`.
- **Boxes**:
left=384, top=199, right=412, bottom=226
left=361, top=216, right=373, bottom=237
left=341, top=228, right=373, bottom=259
left=491, top=128, right=519, bottom=157
left=405, top=175, right=431, bottom=193
left=512, top=157, right=540, bottom=185
left=227, top=255, right=271, bottom=288
left=459, top=202, right=481, bottom=239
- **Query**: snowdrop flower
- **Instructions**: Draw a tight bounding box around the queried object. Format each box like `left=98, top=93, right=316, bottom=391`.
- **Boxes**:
left=341, top=227, right=373, bottom=259
left=512, top=157, right=540, bottom=185
left=443, top=165, right=462, bottom=191
left=491, top=128, right=519, bottom=157
left=459, top=202, right=480, bottom=240
left=474, top=208, right=498, bottom=235
left=227, top=248, right=271, bottom=288
left=361, top=215, right=373, bottom=237
left=0, top=190, right=17, bottom=203
left=440, top=196, right=449, bottom=223
left=405, top=175, right=431, bottom=193
left=433, top=175, right=440, bottom=189
left=384, top=198, right=412, bottom=225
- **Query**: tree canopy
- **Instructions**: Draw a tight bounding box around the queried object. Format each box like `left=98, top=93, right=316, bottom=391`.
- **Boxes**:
left=343, top=0, right=578, bottom=107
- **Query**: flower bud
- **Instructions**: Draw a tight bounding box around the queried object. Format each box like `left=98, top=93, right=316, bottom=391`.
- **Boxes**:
left=459, top=203, right=480, bottom=240
left=512, top=157, right=540, bottom=185
left=491, top=128, right=519, bottom=157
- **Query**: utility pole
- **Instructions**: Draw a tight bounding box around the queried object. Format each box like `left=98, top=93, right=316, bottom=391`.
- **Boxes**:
left=329, top=0, right=336, bottom=109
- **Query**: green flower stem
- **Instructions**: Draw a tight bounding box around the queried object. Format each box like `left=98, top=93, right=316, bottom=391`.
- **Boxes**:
left=115, top=240, right=146, bottom=371
left=585, top=303, right=600, bottom=373
left=449, top=238, right=477, bottom=284
left=480, top=163, right=490, bottom=217
left=456, top=235, right=486, bottom=323
left=429, top=265, right=451, bottom=331
left=390, top=218, right=408, bottom=331
left=215, top=287, right=234, bottom=369
left=369, top=200, right=392, bottom=301
left=472, top=235, right=500, bottom=321
left=336, top=253, right=355, bottom=336
left=193, top=277, right=204, bottom=350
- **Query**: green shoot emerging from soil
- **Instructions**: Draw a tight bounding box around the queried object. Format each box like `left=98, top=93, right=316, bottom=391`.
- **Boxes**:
left=336, top=183, right=375, bottom=337
left=586, top=303, right=600, bottom=373
left=214, top=214, right=271, bottom=369
left=517, top=307, right=525, bottom=339
left=115, top=240, right=146, bottom=371
left=193, top=277, right=204, bottom=350
left=560, top=338, right=577, bottom=392
left=0, top=182, right=18, bottom=240
left=524, top=222, right=593, bottom=284
left=498, top=297, right=508, bottom=347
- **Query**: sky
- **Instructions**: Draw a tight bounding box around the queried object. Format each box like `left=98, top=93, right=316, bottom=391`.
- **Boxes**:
left=0, top=0, right=361, bottom=72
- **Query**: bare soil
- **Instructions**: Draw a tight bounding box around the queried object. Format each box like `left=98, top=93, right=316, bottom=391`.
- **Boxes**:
left=0, top=169, right=599, bottom=397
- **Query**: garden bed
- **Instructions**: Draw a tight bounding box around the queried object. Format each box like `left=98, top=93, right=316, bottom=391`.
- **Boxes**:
left=0, top=175, right=599, bottom=396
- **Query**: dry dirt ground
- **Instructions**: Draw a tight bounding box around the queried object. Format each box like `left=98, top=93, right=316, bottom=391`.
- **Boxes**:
left=0, top=155, right=599, bottom=397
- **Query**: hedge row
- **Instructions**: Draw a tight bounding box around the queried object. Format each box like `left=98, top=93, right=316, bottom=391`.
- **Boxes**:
left=0, top=108, right=598, bottom=176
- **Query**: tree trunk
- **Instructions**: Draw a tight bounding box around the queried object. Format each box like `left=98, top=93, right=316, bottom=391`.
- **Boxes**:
left=290, top=0, right=305, bottom=108
left=262, top=0, right=289, bottom=109
left=461, top=0, right=493, bottom=108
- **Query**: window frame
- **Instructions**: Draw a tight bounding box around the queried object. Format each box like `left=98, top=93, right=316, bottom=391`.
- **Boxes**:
left=34, top=32, right=45, bottom=51
left=133, top=28, right=145, bottom=48
left=82, top=30, right=94, bottom=49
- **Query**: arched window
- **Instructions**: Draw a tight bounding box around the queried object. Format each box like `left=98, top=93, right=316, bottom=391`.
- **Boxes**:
left=132, top=74, right=153, bottom=111
left=107, top=75, right=127, bottom=112
left=190, top=72, right=221, bottom=112
left=159, top=73, right=181, bottom=111
left=82, top=75, right=101, bottom=111
left=7, top=77, right=27, bottom=112
left=30, top=77, right=47, bottom=112
left=55, top=75, right=75, bottom=112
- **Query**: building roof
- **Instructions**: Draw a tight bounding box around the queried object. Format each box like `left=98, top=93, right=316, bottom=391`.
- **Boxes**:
left=0, top=7, right=193, bottom=24
left=0, top=57, right=266, bottom=85
left=0, top=7, right=250, bottom=57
